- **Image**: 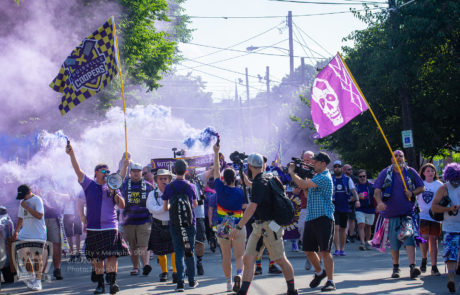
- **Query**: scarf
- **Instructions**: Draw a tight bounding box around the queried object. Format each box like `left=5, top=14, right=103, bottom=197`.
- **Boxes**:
left=382, top=164, right=415, bottom=199
left=127, top=179, right=147, bottom=204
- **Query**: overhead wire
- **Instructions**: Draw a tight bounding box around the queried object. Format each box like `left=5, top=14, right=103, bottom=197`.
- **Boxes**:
left=271, top=0, right=385, bottom=5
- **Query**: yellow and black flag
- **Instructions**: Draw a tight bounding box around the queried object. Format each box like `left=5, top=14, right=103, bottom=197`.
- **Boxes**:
left=50, top=17, right=118, bottom=115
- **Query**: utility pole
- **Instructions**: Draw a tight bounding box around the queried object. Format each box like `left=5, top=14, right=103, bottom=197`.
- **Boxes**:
left=266, top=66, right=271, bottom=144
left=301, top=57, right=305, bottom=84
left=234, top=80, right=239, bottom=104
left=389, top=0, right=418, bottom=168
left=288, top=11, right=294, bottom=80
left=245, top=67, right=250, bottom=101
left=266, top=66, right=270, bottom=93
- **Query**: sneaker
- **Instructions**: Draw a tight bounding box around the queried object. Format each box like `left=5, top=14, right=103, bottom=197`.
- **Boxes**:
left=176, top=281, right=185, bottom=292
left=143, top=264, right=152, bottom=276
left=254, top=266, right=262, bottom=275
left=76, top=253, right=82, bottom=262
left=210, top=240, right=217, bottom=253
left=391, top=268, right=400, bottom=278
left=410, top=266, right=421, bottom=279
left=333, top=250, right=340, bottom=256
left=227, top=280, right=233, bottom=292
left=420, top=259, right=427, bottom=273
left=321, top=280, right=336, bottom=292
left=431, top=265, right=441, bottom=276
left=309, top=270, right=327, bottom=288
left=365, top=244, right=372, bottom=250
left=54, top=268, right=64, bottom=280
left=159, top=272, right=168, bottom=282
left=197, top=262, right=204, bottom=276
left=172, top=272, right=178, bottom=284
left=359, top=244, right=366, bottom=251
left=189, top=280, right=198, bottom=289
left=233, top=275, right=241, bottom=292
left=268, top=264, right=282, bottom=274
left=447, top=280, right=455, bottom=293
left=305, top=259, right=312, bottom=270
left=32, top=279, right=42, bottom=291
left=339, top=250, right=346, bottom=256
left=349, top=235, right=355, bottom=243
left=24, top=279, right=35, bottom=290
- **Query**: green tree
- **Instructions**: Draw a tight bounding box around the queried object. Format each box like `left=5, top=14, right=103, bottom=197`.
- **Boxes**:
left=295, top=1, right=460, bottom=175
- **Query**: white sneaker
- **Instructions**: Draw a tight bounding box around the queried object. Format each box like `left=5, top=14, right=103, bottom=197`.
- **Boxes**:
left=32, top=279, right=42, bottom=291
left=24, top=279, right=34, bottom=290
left=226, top=280, right=233, bottom=291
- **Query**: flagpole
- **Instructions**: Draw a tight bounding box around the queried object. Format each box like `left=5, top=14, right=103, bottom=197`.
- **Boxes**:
left=112, top=16, right=129, bottom=160
left=337, top=52, right=409, bottom=195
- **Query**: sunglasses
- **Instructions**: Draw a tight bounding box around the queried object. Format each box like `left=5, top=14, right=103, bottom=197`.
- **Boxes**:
left=333, top=165, right=341, bottom=168
left=359, top=175, right=366, bottom=178
left=100, top=169, right=110, bottom=174
left=394, top=154, right=404, bottom=158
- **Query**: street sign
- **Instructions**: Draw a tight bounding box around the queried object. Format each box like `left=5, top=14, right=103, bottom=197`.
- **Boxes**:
left=402, top=130, right=414, bottom=148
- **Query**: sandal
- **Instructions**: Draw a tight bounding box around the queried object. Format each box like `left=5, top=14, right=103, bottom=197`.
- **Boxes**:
left=130, top=268, right=140, bottom=276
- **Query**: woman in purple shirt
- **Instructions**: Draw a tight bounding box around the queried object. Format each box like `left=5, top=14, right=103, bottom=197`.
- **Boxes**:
left=66, top=143, right=128, bottom=295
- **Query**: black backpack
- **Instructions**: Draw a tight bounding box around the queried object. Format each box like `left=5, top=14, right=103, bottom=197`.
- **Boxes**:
left=169, top=183, right=193, bottom=228
left=268, top=175, right=295, bottom=226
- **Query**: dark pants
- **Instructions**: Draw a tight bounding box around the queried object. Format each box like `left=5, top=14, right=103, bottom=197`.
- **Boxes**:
left=170, top=225, right=196, bottom=283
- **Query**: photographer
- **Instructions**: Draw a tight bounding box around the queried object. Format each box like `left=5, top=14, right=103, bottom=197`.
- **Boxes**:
left=431, top=163, right=460, bottom=293
left=288, top=152, right=336, bottom=292
left=230, top=153, right=298, bottom=295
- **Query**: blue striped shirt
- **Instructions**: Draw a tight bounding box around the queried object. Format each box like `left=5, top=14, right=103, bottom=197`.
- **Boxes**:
left=306, top=170, right=335, bottom=222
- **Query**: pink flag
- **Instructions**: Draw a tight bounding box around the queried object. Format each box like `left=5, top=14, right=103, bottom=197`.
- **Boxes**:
left=310, top=54, right=368, bottom=138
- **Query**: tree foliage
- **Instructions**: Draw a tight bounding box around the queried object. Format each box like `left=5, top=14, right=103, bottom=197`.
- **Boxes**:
left=300, top=0, right=460, bottom=175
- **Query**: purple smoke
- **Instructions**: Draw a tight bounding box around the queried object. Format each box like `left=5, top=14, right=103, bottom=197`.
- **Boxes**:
left=184, top=127, right=219, bottom=149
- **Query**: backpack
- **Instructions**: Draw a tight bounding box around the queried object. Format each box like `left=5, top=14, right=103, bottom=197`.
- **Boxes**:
left=268, top=175, right=295, bottom=226
left=169, top=183, right=193, bottom=228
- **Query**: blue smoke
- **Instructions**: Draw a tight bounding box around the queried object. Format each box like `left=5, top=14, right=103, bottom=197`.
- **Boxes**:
left=184, top=127, right=219, bottom=149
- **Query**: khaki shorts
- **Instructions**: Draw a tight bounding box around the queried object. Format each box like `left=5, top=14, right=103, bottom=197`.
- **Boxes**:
left=245, top=221, right=285, bottom=261
left=123, top=223, right=151, bottom=249
left=218, top=226, right=247, bottom=246
left=45, top=218, right=61, bottom=244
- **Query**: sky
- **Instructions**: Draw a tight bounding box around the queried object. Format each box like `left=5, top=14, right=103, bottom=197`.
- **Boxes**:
left=176, top=0, right=387, bottom=101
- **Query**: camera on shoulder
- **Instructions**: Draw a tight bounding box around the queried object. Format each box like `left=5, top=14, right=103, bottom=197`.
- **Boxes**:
left=230, top=151, right=248, bottom=165
left=283, top=157, right=315, bottom=179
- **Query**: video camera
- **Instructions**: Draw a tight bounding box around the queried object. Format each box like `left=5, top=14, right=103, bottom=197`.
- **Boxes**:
left=283, top=157, right=315, bottom=179
left=229, top=151, right=248, bottom=165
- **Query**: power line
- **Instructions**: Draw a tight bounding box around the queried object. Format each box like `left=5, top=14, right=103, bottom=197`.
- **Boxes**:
left=184, top=8, right=383, bottom=19
left=271, top=0, right=385, bottom=5
left=293, top=21, right=335, bottom=56
left=189, top=21, right=285, bottom=60
left=178, top=58, right=282, bottom=84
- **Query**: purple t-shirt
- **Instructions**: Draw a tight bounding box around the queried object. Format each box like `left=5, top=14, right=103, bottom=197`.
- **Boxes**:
left=80, top=175, right=119, bottom=230
left=162, top=179, right=197, bottom=225
left=206, top=193, right=218, bottom=224
left=43, top=194, right=62, bottom=219
left=373, top=167, right=424, bottom=218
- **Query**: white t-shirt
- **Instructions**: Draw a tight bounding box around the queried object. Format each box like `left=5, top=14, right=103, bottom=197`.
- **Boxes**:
left=146, top=188, right=169, bottom=221
left=18, top=195, right=47, bottom=241
left=417, top=180, right=443, bottom=222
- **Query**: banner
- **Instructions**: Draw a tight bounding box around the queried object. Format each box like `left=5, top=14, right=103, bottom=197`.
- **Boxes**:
left=50, top=17, right=118, bottom=115
left=151, top=154, right=214, bottom=170
left=311, top=54, right=368, bottom=138
left=282, top=192, right=302, bottom=240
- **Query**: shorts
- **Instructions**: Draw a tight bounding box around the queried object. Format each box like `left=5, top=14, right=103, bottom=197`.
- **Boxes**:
left=298, top=209, right=307, bottom=240
left=218, top=226, right=246, bottom=246
left=356, top=211, right=375, bottom=226
left=420, top=219, right=441, bottom=237
left=63, top=214, right=82, bottom=237
left=195, top=218, right=206, bottom=243
left=443, top=232, right=460, bottom=262
left=334, top=211, right=349, bottom=228
left=303, top=216, right=334, bottom=252
left=45, top=218, right=61, bottom=244
left=245, top=221, right=285, bottom=261
left=388, top=216, right=416, bottom=250
left=122, top=222, right=152, bottom=249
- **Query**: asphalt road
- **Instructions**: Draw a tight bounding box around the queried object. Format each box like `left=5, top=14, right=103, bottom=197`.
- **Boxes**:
left=0, top=240, right=456, bottom=294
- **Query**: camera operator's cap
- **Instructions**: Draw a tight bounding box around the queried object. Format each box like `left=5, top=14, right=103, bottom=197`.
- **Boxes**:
left=247, top=153, right=264, bottom=168
left=16, top=184, right=31, bottom=200
left=154, top=169, right=173, bottom=180
left=130, top=162, right=143, bottom=171
left=333, top=160, right=342, bottom=167
left=312, top=152, right=331, bottom=165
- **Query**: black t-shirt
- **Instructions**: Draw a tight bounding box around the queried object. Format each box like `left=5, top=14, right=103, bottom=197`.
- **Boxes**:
left=251, top=173, right=274, bottom=221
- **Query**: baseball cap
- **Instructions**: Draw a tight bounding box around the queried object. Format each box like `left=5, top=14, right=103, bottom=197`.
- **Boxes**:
left=247, top=153, right=264, bottom=168
left=333, top=160, right=342, bottom=167
left=312, top=152, right=331, bottom=165
left=130, top=162, right=143, bottom=171
left=17, top=184, right=31, bottom=200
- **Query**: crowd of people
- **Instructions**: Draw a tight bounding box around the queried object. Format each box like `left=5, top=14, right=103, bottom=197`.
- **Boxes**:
left=3, top=141, right=460, bottom=294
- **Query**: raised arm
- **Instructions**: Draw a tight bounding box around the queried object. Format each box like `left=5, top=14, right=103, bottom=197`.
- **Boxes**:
left=66, top=143, right=84, bottom=183
left=213, top=143, right=221, bottom=180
